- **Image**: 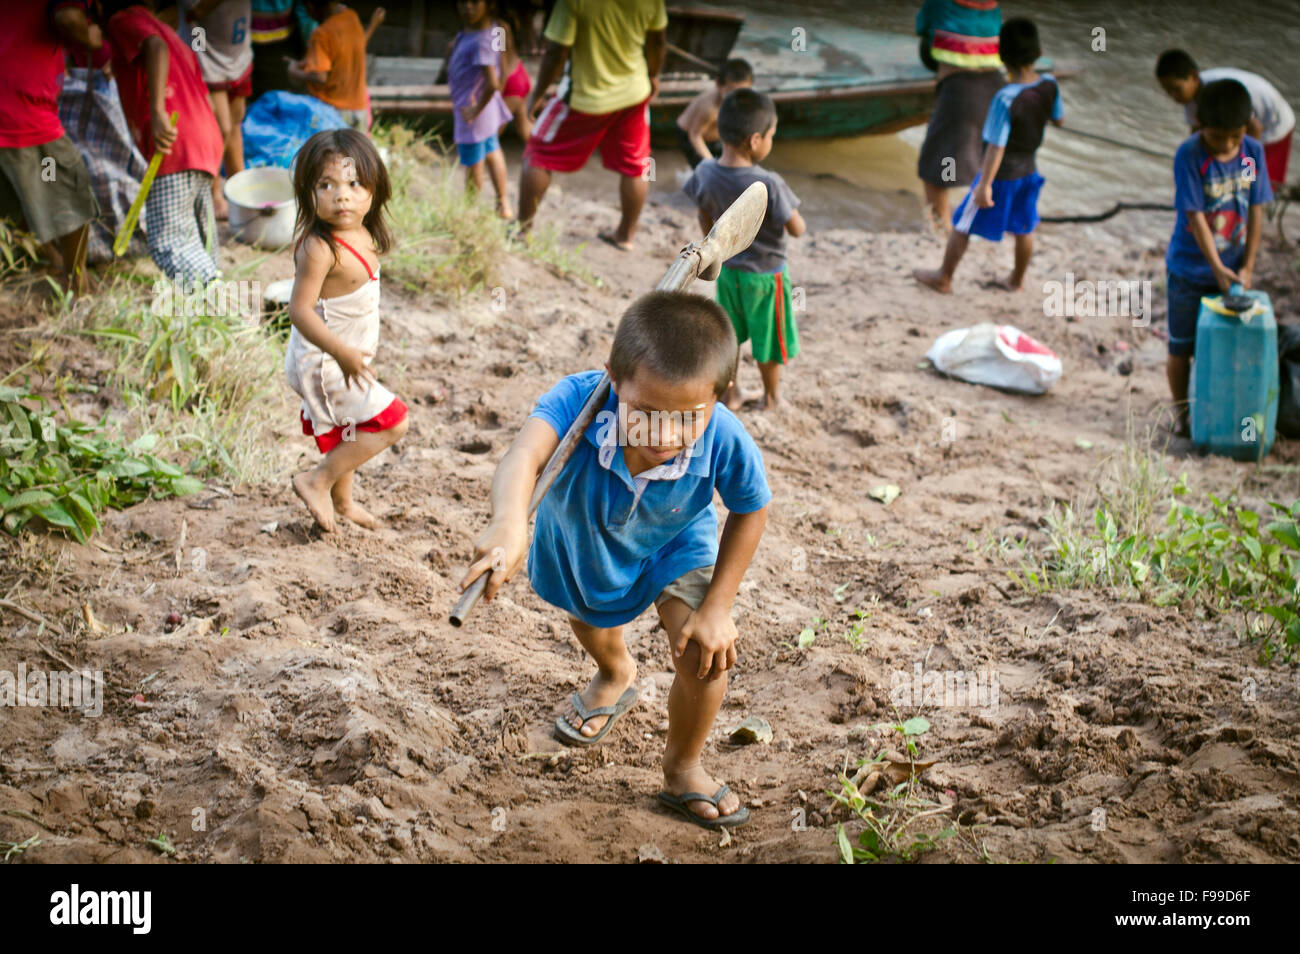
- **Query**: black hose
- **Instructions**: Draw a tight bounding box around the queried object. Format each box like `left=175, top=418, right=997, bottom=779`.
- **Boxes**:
left=1041, top=201, right=1175, bottom=224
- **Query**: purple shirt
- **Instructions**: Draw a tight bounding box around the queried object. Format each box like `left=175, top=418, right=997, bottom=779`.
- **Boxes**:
left=449, top=28, right=512, bottom=144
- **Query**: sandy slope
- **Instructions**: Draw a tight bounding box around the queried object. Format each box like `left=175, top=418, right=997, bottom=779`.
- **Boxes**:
left=2, top=177, right=1298, bottom=864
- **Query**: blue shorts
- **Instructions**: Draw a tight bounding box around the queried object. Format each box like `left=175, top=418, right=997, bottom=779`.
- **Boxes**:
left=953, top=171, right=1044, bottom=241
left=457, top=134, right=500, bottom=166
left=1166, top=269, right=1219, bottom=358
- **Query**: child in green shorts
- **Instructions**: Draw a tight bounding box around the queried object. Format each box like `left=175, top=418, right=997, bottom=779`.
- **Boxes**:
left=683, top=88, right=806, bottom=410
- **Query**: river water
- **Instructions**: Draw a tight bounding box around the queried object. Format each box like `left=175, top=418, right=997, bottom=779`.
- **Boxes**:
left=527, top=0, right=1300, bottom=246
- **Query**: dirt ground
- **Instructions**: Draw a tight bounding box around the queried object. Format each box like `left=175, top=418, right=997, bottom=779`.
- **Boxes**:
left=2, top=174, right=1299, bottom=864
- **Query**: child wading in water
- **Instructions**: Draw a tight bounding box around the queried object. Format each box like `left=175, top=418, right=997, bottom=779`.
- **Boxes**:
left=459, top=292, right=771, bottom=828
left=286, top=129, right=409, bottom=531
left=914, top=17, right=1063, bottom=294
left=448, top=0, right=513, bottom=216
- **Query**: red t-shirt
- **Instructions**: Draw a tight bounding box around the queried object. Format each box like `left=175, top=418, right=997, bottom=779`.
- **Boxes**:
left=105, top=6, right=222, bottom=177
left=0, top=1, right=86, bottom=148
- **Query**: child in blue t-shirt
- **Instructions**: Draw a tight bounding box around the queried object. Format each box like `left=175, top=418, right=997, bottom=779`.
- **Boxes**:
left=914, top=17, right=1062, bottom=294
left=1164, top=78, right=1272, bottom=436
left=458, top=290, right=771, bottom=830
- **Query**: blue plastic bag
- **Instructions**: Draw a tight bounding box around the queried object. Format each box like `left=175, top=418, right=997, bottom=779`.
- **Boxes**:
left=242, top=91, right=348, bottom=170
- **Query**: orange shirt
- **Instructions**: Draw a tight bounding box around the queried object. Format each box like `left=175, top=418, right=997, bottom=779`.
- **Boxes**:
left=302, top=7, right=367, bottom=110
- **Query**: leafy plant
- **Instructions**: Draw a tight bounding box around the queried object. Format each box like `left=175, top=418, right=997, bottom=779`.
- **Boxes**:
left=49, top=272, right=286, bottom=484
left=830, top=716, right=955, bottom=863
left=1013, top=477, right=1300, bottom=663
left=842, top=606, right=873, bottom=652
left=0, top=388, right=203, bottom=543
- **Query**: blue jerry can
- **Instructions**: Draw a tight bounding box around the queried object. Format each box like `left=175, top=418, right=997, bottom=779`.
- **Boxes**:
left=1190, top=283, right=1278, bottom=460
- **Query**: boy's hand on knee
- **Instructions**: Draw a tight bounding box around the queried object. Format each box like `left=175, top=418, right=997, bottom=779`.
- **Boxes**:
left=675, top=603, right=738, bottom=680
left=459, top=521, right=527, bottom=601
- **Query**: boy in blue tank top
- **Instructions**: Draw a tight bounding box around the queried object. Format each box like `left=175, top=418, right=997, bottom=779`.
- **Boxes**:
left=914, top=17, right=1062, bottom=294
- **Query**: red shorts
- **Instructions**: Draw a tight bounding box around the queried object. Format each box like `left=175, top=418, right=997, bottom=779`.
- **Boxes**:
left=300, top=398, right=408, bottom=454
left=502, top=60, right=531, bottom=100
left=1265, top=131, right=1292, bottom=190
left=523, top=96, right=650, bottom=178
left=208, top=63, right=253, bottom=99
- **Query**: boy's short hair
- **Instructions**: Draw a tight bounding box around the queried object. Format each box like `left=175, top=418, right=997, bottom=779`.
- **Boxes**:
left=609, top=291, right=738, bottom=398
left=1155, top=48, right=1198, bottom=79
left=1197, top=79, right=1252, bottom=130
left=717, top=58, right=753, bottom=86
left=999, top=17, right=1041, bottom=69
left=717, top=88, right=776, bottom=147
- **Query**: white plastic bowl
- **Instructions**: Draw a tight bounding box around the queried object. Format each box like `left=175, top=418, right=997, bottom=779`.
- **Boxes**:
left=225, top=167, right=296, bottom=248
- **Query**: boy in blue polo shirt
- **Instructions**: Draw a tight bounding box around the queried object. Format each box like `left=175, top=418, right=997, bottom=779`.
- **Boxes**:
left=458, top=290, right=770, bottom=830
left=914, top=17, right=1062, bottom=294
left=1164, top=78, right=1272, bottom=437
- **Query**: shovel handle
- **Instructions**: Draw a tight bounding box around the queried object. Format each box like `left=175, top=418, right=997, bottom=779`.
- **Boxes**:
left=449, top=573, right=488, bottom=627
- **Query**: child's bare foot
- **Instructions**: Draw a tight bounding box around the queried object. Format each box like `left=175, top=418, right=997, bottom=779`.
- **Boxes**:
left=723, top=385, right=763, bottom=411
left=662, top=764, right=743, bottom=822
left=292, top=471, right=336, bottom=532
left=497, top=203, right=514, bottom=220
left=762, top=392, right=780, bottom=411
left=560, top=662, right=637, bottom=739
left=913, top=268, right=952, bottom=293
left=332, top=493, right=381, bottom=529
left=983, top=274, right=1024, bottom=292
left=598, top=230, right=634, bottom=252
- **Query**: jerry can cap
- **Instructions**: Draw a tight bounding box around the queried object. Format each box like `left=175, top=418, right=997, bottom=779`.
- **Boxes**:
left=1205, top=282, right=1263, bottom=321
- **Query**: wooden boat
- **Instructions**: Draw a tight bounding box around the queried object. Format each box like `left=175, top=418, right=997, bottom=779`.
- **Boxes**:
left=367, top=5, right=1074, bottom=142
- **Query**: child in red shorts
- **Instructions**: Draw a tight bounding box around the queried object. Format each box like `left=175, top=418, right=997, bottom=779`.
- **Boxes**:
left=285, top=129, right=408, bottom=532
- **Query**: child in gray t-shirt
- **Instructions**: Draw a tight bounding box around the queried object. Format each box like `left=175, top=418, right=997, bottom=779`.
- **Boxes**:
left=683, top=88, right=805, bottom=410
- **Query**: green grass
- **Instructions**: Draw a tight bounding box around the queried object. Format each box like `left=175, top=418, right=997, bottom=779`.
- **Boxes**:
left=372, top=122, right=600, bottom=294
left=1003, top=416, right=1300, bottom=663
left=46, top=269, right=287, bottom=485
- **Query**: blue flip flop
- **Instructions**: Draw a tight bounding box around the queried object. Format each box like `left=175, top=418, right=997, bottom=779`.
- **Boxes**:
left=553, top=686, right=639, bottom=746
left=657, top=784, right=751, bottom=830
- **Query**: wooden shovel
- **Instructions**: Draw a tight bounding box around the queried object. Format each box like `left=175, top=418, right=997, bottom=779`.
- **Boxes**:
left=449, top=180, right=770, bottom=627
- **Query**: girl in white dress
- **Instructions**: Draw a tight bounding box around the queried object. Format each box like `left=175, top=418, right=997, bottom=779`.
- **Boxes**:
left=286, top=129, right=407, bottom=532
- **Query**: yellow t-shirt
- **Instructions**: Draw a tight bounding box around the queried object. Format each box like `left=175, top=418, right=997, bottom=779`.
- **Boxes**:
left=544, top=0, right=668, bottom=115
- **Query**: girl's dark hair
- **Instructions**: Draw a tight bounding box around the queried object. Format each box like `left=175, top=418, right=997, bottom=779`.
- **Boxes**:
left=292, top=128, right=393, bottom=261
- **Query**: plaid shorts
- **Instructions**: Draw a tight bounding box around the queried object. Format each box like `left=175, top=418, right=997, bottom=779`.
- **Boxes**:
left=144, top=170, right=219, bottom=284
